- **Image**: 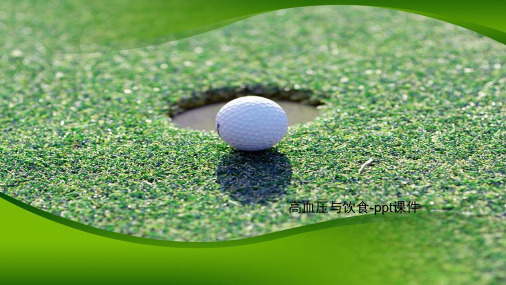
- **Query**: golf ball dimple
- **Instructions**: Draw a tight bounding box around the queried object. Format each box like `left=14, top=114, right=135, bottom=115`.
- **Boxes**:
left=216, top=96, right=288, bottom=151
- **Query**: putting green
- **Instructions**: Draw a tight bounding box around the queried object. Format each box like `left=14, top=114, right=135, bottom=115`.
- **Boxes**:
left=0, top=3, right=504, bottom=255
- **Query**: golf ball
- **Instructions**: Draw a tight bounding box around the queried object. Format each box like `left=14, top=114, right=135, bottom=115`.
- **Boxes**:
left=216, top=96, right=288, bottom=151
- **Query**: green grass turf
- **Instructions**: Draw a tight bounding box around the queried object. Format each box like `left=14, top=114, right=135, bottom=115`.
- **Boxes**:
left=0, top=3, right=505, bottom=263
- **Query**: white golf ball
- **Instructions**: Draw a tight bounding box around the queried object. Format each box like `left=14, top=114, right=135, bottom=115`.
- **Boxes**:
left=216, top=96, right=288, bottom=151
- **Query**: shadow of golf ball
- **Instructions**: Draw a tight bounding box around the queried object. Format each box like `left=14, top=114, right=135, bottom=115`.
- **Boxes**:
left=216, top=149, right=292, bottom=205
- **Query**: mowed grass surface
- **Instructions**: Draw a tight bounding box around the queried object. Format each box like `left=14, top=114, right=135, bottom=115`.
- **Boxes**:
left=1, top=3, right=505, bottom=255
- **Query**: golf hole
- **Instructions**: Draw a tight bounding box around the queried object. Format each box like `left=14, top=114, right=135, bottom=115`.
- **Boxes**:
left=170, top=85, right=323, bottom=131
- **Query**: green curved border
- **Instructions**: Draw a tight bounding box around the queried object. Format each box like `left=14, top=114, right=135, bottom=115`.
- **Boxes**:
left=0, top=191, right=495, bottom=284
left=394, top=7, right=506, bottom=44
left=93, top=3, right=506, bottom=51
left=0, top=2, right=504, bottom=283
left=1, top=1, right=506, bottom=52
left=0, top=192, right=386, bottom=247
